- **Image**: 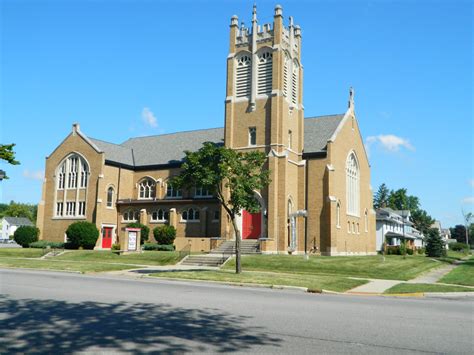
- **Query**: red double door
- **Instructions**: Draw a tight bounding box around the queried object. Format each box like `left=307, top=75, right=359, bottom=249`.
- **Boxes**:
left=242, top=210, right=261, bottom=239
left=102, top=227, right=113, bottom=248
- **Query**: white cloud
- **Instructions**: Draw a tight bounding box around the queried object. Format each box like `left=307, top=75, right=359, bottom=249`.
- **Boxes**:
left=462, top=197, right=474, bottom=204
left=23, top=169, right=44, bottom=181
left=365, top=134, right=414, bottom=153
left=142, top=107, right=158, bottom=128
left=469, top=179, right=474, bottom=188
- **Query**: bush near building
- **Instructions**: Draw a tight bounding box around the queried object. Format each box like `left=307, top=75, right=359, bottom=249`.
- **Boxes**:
left=29, top=241, right=64, bottom=249
left=425, top=228, right=446, bottom=257
left=65, top=222, right=99, bottom=250
left=13, top=226, right=39, bottom=247
left=153, top=225, right=176, bottom=245
left=142, top=243, right=175, bottom=251
left=449, top=242, right=469, bottom=252
left=126, top=223, right=150, bottom=244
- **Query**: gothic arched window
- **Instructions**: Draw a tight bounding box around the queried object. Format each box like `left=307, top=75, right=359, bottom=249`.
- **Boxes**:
left=138, top=178, right=155, bottom=199
left=346, top=152, right=360, bottom=216
left=257, top=50, right=272, bottom=95
left=181, top=208, right=199, bottom=222
left=291, top=60, right=299, bottom=106
left=107, top=187, right=114, bottom=208
left=151, top=209, right=169, bottom=222
left=235, top=53, right=251, bottom=98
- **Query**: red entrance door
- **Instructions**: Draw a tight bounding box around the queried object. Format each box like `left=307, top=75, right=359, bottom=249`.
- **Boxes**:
left=242, top=210, right=261, bottom=239
left=102, top=227, right=113, bottom=248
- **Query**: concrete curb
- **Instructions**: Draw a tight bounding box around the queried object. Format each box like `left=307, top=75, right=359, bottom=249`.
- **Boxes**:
left=0, top=266, right=82, bottom=274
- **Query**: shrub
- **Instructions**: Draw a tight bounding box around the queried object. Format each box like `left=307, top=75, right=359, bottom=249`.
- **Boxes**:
left=153, top=225, right=176, bottom=245
left=386, top=246, right=400, bottom=255
left=406, top=248, right=414, bottom=255
left=65, top=222, right=99, bottom=250
left=111, top=243, right=121, bottom=251
left=142, top=243, right=175, bottom=251
left=417, top=247, right=425, bottom=255
left=13, top=226, right=39, bottom=247
left=399, top=241, right=407, bottom=256
left=126, top=223, right=150, bottom=244
left=449, top=242, right=469, bottom=252
left=29, top=240, right=64, bottom=249
left=425, top=228, right=446, bottom=257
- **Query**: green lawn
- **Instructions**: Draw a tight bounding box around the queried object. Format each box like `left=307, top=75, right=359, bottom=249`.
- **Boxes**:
left=223, top=255, right=442, bottom=280
left=55, top=250, right=182, bottom=266
left=150, top=270, right=368, bottom=293
left=0, top=249, right=182, bottom=273
left=437, top=250, right=471, bottom=264
left=439, top=257, right=474, bottom=287
left=0, top=248, right=45, bottom=258
left=385, top=282, right=474, bottom=294
left=0, top=258, right=138, bottom=273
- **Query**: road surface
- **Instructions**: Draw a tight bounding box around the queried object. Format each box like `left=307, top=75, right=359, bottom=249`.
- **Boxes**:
left=1, top=268, right=472, bottom=354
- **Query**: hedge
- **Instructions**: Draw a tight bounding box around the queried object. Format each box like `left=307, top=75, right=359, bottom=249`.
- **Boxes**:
left=29, top=241, right=65, bottom=249
left=13, top=226, right=39, bottom=248
left=153, top=225, right=176, bottom=245
left=142, top=243, right=175, bottom=251
left=65, top=221, right=99, bottom=249
left=449, top=242, right=469, bottom=252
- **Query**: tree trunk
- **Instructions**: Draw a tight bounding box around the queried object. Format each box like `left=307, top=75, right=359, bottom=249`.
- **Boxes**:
left=231, top=217, right=242, bottom=274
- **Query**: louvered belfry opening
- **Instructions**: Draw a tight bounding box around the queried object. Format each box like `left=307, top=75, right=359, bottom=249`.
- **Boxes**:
left=236, top=54, right=251, bottom=98
left=291, top=61, right=299, bottom=105
left=257, top=50, right=272, bottom=95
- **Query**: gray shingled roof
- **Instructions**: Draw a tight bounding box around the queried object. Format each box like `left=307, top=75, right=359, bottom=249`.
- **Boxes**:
left=3, top=217, right=34, bottom=226
left=89, top=115, right=345, bottom=167
left=90, top=138, right=135, bottom=166
left=303, top=114, right=345, bottom=153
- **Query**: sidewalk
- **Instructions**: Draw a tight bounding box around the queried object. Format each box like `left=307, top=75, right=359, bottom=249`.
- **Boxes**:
left=346, top=279, right=401, bottom=294
left=407, top=264, right=456, bottom=284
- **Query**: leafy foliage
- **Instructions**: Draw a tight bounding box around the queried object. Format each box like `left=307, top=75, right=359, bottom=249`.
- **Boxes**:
left=153, top=225, right=176, bottom=245
left=29, top=240, right=65, bottom=249
left=373, top=183, right=390, bottom=209
left=172, top=142, right=270, bottom=273
left=142, top=243, right=175, bottom=251
left=411, top=209, right=435, bottom=236
left=13, top=226, right=39, bottom=247
left=65, top=222, right=99, bottom=250
left=425, top=228, right=446, bottom=257
left=0, top=144, right=20, bottom=179
left=448, top=242, right=469, bottom=252
left=126, top=223, right=150, bottom=244
left=0, top=201, right=37, bottom=222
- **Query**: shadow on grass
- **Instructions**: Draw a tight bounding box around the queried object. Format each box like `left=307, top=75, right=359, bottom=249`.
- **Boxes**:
left=0, top=296, right=281, bottom=353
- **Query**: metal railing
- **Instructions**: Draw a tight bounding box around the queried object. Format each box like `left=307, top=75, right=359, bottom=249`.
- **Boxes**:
left=178, top=243, right=192, bottom=260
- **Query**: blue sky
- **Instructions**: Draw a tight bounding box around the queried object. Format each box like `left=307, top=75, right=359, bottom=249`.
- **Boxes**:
left=0, top=0, right=472, bottom=227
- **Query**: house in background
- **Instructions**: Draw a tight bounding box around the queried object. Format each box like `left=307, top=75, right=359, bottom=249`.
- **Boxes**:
left=431, top=220, right=450, bottom=249
left=375, top=208, right=424, bottom=251
left=0, top=217, right=34, bottom=241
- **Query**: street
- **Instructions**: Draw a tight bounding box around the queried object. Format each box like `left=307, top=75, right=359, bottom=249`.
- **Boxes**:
left=1, top=268, right=472, bottom=354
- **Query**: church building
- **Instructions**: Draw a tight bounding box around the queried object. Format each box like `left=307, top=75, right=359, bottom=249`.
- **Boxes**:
left=37, top=5, right=376, bottom=255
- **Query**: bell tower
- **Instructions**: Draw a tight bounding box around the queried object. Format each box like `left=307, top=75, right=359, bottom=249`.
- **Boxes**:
left=223, top=5, right=306, bottom=252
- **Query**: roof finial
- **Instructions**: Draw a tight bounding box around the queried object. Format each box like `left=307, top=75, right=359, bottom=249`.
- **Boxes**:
left=252, top=3, right=257, bottom=23
left=348, top=87, right=355, bottom=110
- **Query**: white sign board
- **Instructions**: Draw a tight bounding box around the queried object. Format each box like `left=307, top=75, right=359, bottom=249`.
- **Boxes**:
left=128, top=231, right=137, bottom=251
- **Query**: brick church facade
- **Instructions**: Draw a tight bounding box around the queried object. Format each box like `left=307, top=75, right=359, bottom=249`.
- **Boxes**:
left=37, top=5, right=376, bottom=255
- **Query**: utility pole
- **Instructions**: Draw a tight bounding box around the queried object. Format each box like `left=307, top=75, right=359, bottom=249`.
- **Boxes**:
left=462, top=209, right=472, bottom=249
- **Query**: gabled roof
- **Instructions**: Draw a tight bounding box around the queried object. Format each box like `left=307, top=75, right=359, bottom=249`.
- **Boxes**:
left=303, top=114, right=345, bottom=154
left=80, top=114, right=346, bottom=168
left=2, top=217, right=34, bottom=226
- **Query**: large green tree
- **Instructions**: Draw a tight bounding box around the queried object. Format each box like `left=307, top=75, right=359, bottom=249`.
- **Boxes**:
left=411, top=208, right=435, bottom=236
left=373, top=183, right=390, bottom=209
left=387, top=188, right=420, bottom=211
left=0, top=201, right=37, bottom=222
left=172, top=142, right=270, bottom=274
left=0, top=144, right=20, bottom=179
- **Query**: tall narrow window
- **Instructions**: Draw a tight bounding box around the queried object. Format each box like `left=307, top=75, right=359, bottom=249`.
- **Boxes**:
left=138, top=178, right=155, bottom=199
left=166, top=185, right=182, bottom=198
left=283, top=53, right=290, bottom=98
left=291, top=61, right=299, bottom=105
left=67, top=156, right=78, bottom=188
left=257, top=50, right=272, bottom=95
left=58, top=164, right=66, bottom=189
left=235, top=53, right=251, bottom=98
left=249, top=127, right=256, bottom=146
left=56, top=202, right=64, bottom=217
left=346, top=152, right=360, bottom=216
left=336, top=202, right=341, bottom=228
left=107, top=187, right=114, bottom=208
left=365, top=209, right=368, bottom=232
left=288, top=130, right=292, bottom=150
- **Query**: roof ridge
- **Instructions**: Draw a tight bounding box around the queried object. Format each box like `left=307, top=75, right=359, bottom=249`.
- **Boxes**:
left=122, top=126, right=224, bottom=143
left=90, top=137, right=130, bottom=148
left=304, top=113, right=345, bottom=120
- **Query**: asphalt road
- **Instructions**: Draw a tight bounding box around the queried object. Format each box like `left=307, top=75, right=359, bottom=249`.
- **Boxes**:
left=1, top=269, right=473, bottom=354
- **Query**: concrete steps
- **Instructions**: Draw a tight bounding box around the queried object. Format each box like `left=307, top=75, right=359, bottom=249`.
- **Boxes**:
left=210, top=240, right=260, bottom=255
left=180, top=254, right=229, bottom=267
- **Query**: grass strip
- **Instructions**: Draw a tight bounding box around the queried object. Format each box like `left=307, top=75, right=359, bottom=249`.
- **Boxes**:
left=385, top=282, right=474, bottom=294
left=0, top=258, right=138, bottom=273
left=0, top=249, right=45, bottom=258
left=149, top=269, right=368, bottom=293
left=439, top=257, right=474, bottom=287
left=53, top=250, right=182, bottom=266
left=223, top=255, right=441, bottom=281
